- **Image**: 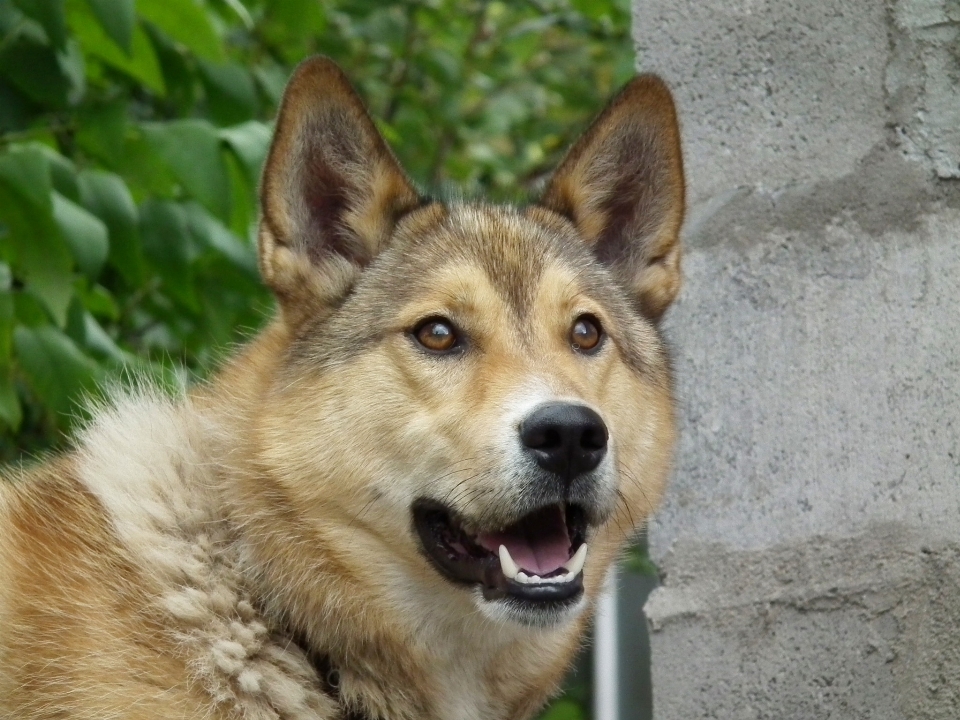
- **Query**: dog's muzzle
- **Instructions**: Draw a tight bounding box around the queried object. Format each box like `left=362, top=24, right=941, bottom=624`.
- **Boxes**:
left=411, top=402, right=611, bottom=614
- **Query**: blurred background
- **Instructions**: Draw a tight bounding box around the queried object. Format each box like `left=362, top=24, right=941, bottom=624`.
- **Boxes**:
left=0, top=1, right=655, bottom=717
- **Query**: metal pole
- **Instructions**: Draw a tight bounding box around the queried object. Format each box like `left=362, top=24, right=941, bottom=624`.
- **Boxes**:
left=593, top=567, right=619, bottom=720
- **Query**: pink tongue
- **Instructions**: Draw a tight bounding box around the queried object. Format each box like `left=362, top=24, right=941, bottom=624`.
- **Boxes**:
left=477, top=506, right=572, bottom=576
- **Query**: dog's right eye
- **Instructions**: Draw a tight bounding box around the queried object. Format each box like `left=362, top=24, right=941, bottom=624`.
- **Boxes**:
left=413, top=318, right=460, bottom=354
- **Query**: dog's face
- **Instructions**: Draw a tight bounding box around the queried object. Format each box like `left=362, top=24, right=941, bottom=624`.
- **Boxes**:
left=253, top=58, right=683, bottom=629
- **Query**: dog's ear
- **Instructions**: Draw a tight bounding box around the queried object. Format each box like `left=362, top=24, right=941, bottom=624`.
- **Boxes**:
left=540, top=75, right=684, bottom=321
left=258, top=56, right=421, bottom=314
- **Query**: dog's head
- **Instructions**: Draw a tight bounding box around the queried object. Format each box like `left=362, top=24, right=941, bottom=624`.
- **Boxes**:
left=253, top=57, right=683, bottom=628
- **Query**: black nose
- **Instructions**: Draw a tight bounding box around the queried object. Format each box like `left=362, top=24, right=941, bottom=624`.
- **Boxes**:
left=519, top=402, right=608, bottom=480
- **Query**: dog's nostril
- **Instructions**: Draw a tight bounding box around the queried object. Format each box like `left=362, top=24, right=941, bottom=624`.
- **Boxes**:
left=542, top=428, right=562, bottom=449
left=581, top=425, right=607, bottom=451
left=519, top=424, right=564, bottom=450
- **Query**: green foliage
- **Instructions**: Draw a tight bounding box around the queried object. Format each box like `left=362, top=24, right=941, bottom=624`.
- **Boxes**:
left=624, top=533, right=660, bottom=578
left=540, top=699, right=587, bottom=720
left=0, top=0, right=633, bottom=462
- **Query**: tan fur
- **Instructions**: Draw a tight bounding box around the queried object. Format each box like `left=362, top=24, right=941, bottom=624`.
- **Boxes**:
left=0, top=57, right=685, bottom=720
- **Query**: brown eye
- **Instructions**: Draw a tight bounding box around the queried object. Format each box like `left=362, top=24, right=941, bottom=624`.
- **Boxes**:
left=414, top=318, right=459, bottom=353
left=570, top=315, right=602, bottom=352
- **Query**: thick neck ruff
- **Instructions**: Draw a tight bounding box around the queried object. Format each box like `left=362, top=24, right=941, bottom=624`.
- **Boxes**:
left=76, top=390, right=352, bottom=719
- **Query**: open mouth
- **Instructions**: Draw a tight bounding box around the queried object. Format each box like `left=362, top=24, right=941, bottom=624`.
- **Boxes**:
left=412, top=500, right=589, bottom=607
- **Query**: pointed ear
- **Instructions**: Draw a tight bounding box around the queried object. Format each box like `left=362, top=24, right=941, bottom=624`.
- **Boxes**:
left=540, top=75, right=685, bottom=321
left=258, top=56, right=421, bottom=312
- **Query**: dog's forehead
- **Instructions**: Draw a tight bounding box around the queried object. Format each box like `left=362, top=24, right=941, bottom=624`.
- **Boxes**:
left=386, top=203, right=594, bottom=318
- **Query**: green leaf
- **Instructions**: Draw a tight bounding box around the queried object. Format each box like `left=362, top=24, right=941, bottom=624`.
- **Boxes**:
left=23, top=259, right=74, bottom=328
left=77, top=283, right=119, bottom=321
left=142, top=120, right=231, bottom=222
left=184, top=202, right=257, bottom=277
left=39, top=145, right=80, bottom=202
left=52, top=192, right=109, bottom=278
left=0, top=147, right=74, bottom=326
left=198, top=60, right=258, bottom=125
left=224, top=148, right=253, bottom=238
left=110, top=133, right=178, bottom=200
left=139, top=0, right=225, bottom=62
left=83, top=312, right=126, bottom=362
left=68, top=0, right=166, bottom=95
left=13, top=325, right=102, bottom=417
left=77, top=170, right=144, bottom=285
left=0, top=145, right=52, bottom=210
left=142, top=22, right=197, bottom=114
left=75, top=100, right=129, bottom=167
left=13, top=0, right=67, bottom=48
left=0, top=370, right=21, bottom=430
left=13, top=292, right=51, bottom=328
left=219, top=121, right=271, bottom=185
left=65, top=293, right=87, bottom=346
left=139, top=199, right=196, bottom=308
left=84, top=0, right=134, bottom=54
left=57, top=38, right=86, bottom=104
left=0, top=79, right=37, bottom=133
left=252, top=62, right=288, bottom=106
left=0, top=36, right=75, bottom=108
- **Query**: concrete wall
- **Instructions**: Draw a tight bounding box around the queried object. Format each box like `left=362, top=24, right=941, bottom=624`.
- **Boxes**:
left=633, top=1, right=960, bottom=717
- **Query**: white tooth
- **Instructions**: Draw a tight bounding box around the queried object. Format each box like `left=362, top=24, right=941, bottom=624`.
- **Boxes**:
left=516, top=571, right=531, bottom=584
left=499, top=545, right=520, bottom=580
left=563, top=544, right=588, bottom=577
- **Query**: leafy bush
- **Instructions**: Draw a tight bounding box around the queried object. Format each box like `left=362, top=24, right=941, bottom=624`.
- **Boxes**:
left=0, top=0, right=634, bottom=461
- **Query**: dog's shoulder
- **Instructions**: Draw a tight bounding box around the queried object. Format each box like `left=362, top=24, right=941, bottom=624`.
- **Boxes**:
left=0, top=390, right=337, bottom=719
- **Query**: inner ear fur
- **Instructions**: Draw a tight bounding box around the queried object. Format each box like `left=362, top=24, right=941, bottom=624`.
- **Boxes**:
left=259, top=56, right=421, bottom=310
left=540, top=75, right=685, bottom=321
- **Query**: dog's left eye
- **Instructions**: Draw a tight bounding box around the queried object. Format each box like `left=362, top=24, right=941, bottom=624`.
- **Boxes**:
left=570, top=315, right=602, bottom=352
left=414, top=318, right=459, bottom=353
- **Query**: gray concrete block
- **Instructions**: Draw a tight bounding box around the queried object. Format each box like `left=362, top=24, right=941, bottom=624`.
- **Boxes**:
left=632, top=0, right=960, bottom=715
left=643, top=151, right=960, bottom=718
left=633, top=0, right=890, bottom=203
left=646, top=526, right=960, bottom=719
left=633, top=0, right=960, bottom=199
left=653, top=151, right=960, bottom=555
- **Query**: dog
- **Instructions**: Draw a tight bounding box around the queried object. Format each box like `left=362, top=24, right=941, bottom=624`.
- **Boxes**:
left=0, top=56, right=684, bottom=720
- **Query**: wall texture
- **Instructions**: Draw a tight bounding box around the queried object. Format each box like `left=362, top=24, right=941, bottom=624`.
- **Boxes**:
left=633, top=0, right=960, bottom=717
